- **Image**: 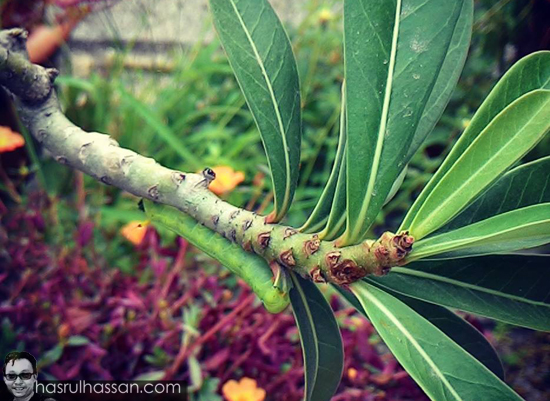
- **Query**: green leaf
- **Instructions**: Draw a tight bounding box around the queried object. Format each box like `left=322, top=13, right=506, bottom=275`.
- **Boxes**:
left=347, top=281, right=505, bottom=380
left=38, top=344, right=64, bottom=369
left=320, top=157, right=347, bottom=241
left=290, top=273, right=343, bottom=401
left=384, top=164, right=408, bottom=205
left=404, top=90, right=550, bottom=239
left=300, top=82, right=347, bottom=238
left=352, top=282, right=522, bottom=401
left=370, top=255, right=550, bottom=331
left=439, top=156, right=550, bottom=233
left=210, top=0, right=301, bottom=222
left=133, top=371, right=166, bottom=381
left=66, top=335, right=90, bottom=346
left=143, top=200, right=289, bottom=313
left=342, top=0, right=466, bottom=245
left=409, top=204, right=550, bottom=260
left=401, top=51, right=550, bottom=236
left=404, top=0, right=473, bottom=162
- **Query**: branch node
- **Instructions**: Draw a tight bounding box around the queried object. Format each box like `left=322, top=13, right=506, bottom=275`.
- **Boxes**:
left=257, top=232, right=271, bottom=249
left=46, top=68, right=59, bottom=83
left=147, top=184, right=160, bottom=200
left=55, top=156, right=69, bottom=165
left=325, top=251, right=341, bottom=269
left=329, top=259, right=366, bottom=285
left=283, top=227, right=298, bottom=240
left=171, top=172, right=186, bottom=186
left=279, top=249, right=296, bottom=268
left=6, top=28, right=28, bottom=52
left=211, top=215, right=220, bottom=226
left=37, top=129, right=48, bottom=142
left=310, top=266, right=326, bottom=283
left=242, top=219, right=253, bottom=232
left=202, top=167, right=215, bottom=182
left=303, top=235, right=320, bottom=257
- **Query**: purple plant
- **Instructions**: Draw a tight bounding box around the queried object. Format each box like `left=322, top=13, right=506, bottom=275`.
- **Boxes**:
left=0, top=192, right=432, bottom=400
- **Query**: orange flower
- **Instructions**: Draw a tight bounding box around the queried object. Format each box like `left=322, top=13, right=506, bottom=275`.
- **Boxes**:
left=222, top=377, right=266, bottom=401
left=58, top=323, right=70, bottom=340
left=0, top=126, right=25, bottom=153
left=205, top=166, right=245, bottom=195
left=120, top=221, right=149, bottom=245
left=347, top=367, right=358, bottom=380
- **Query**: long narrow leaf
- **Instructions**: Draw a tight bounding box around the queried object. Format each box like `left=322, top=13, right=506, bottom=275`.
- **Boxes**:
left=352, top=282, right=522, bottom=401
left=143, top=200, right=289, bottom=313
left=210, top=0, right=301, bottom=222
left=370, top=255, right=550, bottom=331
left=401, top=51, right=550, bottom=233
left=342, top=0, right=465, bottom=245
left=404, top=0, right=473, bottom=161
left=320, top=156, right=347, bottom=240
left=439, top=156, right=550, bottom=233
left=300, top=82, right=347, bottom=235
left=289, top=273, right=344, bottom=401
left=403, top=89, right=550, bottom=239
left=336, top=284, right=504, bottom=379
left=409, top=204, right=550, bottom=260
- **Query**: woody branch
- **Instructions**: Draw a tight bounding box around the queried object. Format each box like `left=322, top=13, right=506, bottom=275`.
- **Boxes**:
left=0, top=28, right=413, bottom=285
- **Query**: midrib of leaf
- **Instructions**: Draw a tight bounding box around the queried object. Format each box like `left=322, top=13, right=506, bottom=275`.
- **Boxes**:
left=290, top=273, right=319, bottom=400
left=228, top=0, right=292, bottom=216
left=411, top=93, right=550, bottom=235
left=354, top=284, right=462, bottom=401
left=348, top=0, right=402, bottom=242
left=391, top=266, right=550, bottom=308
left=411, top=213, right=550, bottom=260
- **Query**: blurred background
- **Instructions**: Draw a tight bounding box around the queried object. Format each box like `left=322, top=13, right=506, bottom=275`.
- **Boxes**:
left=0, top=0, right=549, bottom=400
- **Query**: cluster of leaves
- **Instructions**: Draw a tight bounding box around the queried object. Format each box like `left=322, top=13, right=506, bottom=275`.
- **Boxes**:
left=1, top=0, right=549, bottom=400
left=203, top=0, right=550, bottom=400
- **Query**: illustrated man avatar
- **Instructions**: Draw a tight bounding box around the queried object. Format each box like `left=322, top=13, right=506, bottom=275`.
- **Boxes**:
left=3, top=351, right=55, bottom=401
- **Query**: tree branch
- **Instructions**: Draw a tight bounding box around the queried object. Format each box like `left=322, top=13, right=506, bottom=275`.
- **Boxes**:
left=0, top=28, right=414, bottom=285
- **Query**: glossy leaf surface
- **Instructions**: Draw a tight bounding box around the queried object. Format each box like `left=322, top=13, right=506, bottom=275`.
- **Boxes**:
left=370, top=255, right=550, bottom=331
left=404, top=0, right=473, bottom=161
left=210, top=0, right=301, bottom=222
left=439, top=156, right=550, bottom=233
left=290, top=274, right=344, bottom=401
left=409, top=204, right=550, bottom=260
left=352, top=282, right=522, bottom=400
left=337, top=283, right=504, bottom=379
left=342, top=0, right=466, bottom=244
left=144, top=200, right=289, bottom=313
left=401, top=51, right=550, bottom=235
left=403, top=89, right=550, bottom=239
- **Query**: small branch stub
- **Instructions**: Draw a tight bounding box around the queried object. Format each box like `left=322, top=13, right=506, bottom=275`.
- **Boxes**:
left=303, top=235, right=320, bottom=257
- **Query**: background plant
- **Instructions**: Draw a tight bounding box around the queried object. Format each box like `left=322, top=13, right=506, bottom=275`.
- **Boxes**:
left=1, top=0, right=550, bottom=400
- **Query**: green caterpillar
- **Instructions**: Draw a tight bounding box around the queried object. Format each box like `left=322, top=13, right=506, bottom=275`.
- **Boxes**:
left=143, top=200, right=290, bottom=313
